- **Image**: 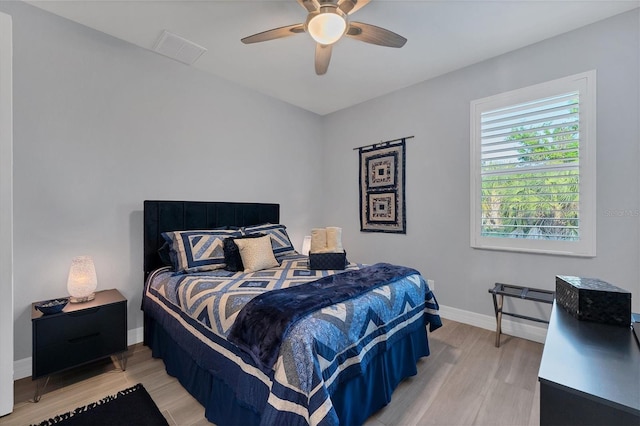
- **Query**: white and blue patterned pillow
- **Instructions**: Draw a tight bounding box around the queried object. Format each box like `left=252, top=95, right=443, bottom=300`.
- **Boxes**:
left=241, top=223, right=298, bottom=258
left=162, top=229, right=241, bottom=273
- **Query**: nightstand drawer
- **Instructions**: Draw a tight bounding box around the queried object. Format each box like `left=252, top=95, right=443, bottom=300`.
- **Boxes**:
left=34, top=331, right=124, bottom=378
left=32, top=289, right=127, bottom=379
left=34, top=304, right=123, bottom=348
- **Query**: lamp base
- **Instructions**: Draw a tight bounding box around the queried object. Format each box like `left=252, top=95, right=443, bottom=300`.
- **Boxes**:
left=69, top=293, right=95, bottom=303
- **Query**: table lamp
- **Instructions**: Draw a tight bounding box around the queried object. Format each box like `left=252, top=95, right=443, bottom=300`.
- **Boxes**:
left=301, top=235, right=312, bottom=256
left=67, top=255, right=97, bottom=303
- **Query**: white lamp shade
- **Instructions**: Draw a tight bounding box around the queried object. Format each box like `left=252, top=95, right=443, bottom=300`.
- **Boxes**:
left=67, top=256, right=97, bottom=303
left=307, top=12, right=346, bottom=45
left=301, top=235, right=312, bottom=256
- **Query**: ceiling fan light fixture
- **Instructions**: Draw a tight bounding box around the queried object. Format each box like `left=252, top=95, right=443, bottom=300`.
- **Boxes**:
left=306, top=7, right=347, bottom=45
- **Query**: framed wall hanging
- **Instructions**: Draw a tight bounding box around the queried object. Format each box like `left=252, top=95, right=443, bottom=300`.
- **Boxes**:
left=358, top=138, right=408, bottom=233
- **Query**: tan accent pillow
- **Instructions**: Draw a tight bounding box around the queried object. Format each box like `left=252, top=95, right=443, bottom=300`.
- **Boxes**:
left=235, top=235, right=279, bottom=273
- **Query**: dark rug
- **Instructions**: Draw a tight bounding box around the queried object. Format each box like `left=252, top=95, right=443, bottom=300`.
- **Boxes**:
left=32, top=383, right=169, bottom=426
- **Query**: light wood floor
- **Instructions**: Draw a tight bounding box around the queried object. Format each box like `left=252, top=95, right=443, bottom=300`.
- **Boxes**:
left=0, top=319, right=543, bottom=426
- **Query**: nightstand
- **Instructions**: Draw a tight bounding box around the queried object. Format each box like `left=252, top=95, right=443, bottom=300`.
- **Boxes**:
left=31, top=288, right=127, bottom=401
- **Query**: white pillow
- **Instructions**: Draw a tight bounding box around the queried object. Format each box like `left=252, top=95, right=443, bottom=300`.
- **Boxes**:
left=235, top=235, right=279, bottom=273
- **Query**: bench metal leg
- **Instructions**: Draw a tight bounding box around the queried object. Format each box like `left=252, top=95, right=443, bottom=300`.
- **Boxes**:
left=495, top=294, right=503, bottom=347
left=489, top=283, right=555, bottom=349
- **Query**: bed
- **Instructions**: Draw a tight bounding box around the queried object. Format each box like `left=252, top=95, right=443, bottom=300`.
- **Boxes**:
left=142, top=200, right=441, bottom=426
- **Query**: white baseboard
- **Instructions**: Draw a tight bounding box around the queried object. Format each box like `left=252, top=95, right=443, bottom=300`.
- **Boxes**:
left=14, top=308, right=546, bottom=380
left=13, top=326, right=144, bottom=380
left=13, top=358, right=31, bottom=382
left=438, top=304, right=548, bottom=344
left=128, top=326, right=144, bottom=347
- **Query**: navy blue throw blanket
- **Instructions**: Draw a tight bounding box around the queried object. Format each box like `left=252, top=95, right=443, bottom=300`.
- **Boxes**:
left=228, top=262, right=420, bottom=372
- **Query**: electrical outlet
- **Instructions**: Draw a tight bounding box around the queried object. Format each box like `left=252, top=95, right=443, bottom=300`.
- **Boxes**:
left=427, top=279, right=435, bottom=291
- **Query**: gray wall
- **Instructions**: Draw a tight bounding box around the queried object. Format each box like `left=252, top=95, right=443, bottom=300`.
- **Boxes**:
left=3, top=1, right=325, bottom=361
left=323, top=10, right=640, bottom=321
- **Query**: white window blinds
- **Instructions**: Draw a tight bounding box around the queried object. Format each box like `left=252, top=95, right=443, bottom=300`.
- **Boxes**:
left=470, top=71, right=596, bottom=257
left=480, top=92, right=580, bottom=240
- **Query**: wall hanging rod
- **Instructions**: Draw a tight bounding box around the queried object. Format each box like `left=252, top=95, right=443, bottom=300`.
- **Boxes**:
left=353, top=135, right=414, bottom=151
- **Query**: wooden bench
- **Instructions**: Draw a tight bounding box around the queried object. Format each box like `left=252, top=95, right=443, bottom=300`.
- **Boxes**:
left=488, top=283, right=555, bottom=347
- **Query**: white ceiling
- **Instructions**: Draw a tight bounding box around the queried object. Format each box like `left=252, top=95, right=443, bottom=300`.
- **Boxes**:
left=26, top=0, right=639, bottom=115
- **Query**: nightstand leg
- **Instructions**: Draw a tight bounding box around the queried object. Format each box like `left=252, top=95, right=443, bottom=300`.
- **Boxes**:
left=33, top=376, right=50, bottom=403
left=115, top=352, right=127, bottom=371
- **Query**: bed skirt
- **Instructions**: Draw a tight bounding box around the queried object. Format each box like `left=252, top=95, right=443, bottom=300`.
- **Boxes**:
left=144, top=313, right=429, bottom=426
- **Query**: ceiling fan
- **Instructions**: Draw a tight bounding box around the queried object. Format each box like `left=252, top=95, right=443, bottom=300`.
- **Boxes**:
left=241, top=0, right=407, bottom=75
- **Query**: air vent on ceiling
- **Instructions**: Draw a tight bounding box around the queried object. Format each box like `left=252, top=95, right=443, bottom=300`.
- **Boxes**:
left=153, top=30, right=207, bottom=65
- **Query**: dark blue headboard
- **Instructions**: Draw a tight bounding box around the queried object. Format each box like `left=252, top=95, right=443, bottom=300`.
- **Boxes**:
left=143, top=200, right=280, bottom=280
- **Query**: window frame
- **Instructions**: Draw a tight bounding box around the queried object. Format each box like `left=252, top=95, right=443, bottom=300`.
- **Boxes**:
left=470, top=71, right=596, bottom=257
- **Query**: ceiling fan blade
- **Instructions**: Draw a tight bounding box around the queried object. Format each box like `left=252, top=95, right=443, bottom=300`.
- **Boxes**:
left=296, top=0, right=320, bottom=13
left=241, top=23, right=305, bottom=44
left=315, top=43, right=332, bottom=75
left=346, top=21, right=407, bottom=48
left=338, top=0, right=370, bottom=15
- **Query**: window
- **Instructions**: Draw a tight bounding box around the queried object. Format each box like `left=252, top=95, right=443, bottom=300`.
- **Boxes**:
left=470, top=71, right=596, bottom=256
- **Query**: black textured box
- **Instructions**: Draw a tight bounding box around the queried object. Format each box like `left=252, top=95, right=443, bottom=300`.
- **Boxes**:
left=309, top=252, right=347, bottom=270
left=556, top=275, right=631, bottom=327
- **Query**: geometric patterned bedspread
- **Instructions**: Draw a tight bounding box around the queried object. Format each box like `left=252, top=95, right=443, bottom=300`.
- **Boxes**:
left=149, top=255, right=366, bottom=338
left=144, top=254, right=441, bottom=426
